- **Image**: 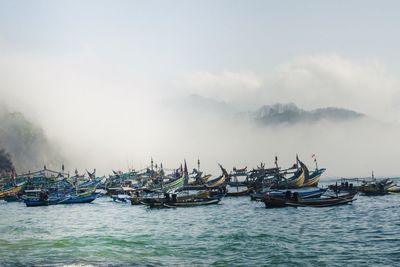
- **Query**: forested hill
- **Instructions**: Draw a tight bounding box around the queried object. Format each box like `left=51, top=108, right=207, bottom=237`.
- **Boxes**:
left=0, top=109, right=63, bottom=172
left=252, top=103, right=364, bottom=126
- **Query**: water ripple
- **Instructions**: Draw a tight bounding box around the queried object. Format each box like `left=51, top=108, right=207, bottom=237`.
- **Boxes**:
left=1, top=192, right=400, bottom=266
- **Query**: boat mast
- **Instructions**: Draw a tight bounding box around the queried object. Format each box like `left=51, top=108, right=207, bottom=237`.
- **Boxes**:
left=313, top=154, right=318, bottom=170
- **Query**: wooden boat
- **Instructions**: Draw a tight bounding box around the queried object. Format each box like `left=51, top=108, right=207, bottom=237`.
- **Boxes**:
left=205, top=175, right=227, bottom=188
left=226, top=187, right=253, bottom=197
left=140, top=190, right=210, bottom=207
left=250, top=187, right=326, bottom=201
left=303, top=168, right=326, bottom=187
left=24, top=190, right=99, bottom=207
left=111, top=194, right=130, bottom=202
left=131, top=196, right=141, bottom=205
left=111, top=186, right=136, bottom=202
left=388, top=185, right=400, bottom=193
left=0, top=183, right=24, bottom=199
left=271, top=164, right=306, bottom=189
left=182, top=165, right=229, bottom=192
left=264, top=191, right=357, bottom=208
left=163, top=198, right=220, bottom=208
left=145, top=175, right=185, bottom=192
left=3, top=194, right=22, bottom=202
left=358, top=178, right=394, bottom=195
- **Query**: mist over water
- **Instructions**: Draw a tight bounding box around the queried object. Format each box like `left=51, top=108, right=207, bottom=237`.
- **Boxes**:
left=1, top=49, right=400, bottom=177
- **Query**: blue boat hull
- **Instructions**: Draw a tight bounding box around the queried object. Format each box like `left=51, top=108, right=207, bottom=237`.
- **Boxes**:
left=25, top=194, right=98, bottom=207
left=250, top=187, right=326, bottom=201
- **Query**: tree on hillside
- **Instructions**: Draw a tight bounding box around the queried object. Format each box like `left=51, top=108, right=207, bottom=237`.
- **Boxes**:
left=0, top=148, right=14, bottom=175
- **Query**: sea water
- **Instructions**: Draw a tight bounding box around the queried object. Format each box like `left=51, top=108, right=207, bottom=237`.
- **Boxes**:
left=1, top=187, right=399, bottom=266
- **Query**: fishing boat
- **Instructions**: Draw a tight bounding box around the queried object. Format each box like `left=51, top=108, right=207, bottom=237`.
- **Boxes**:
left=24, top=190, right=98, bottom=207
left=303, top=168, right=326, bottom=187
left=205, top=174, right=228, bottom=189
left=264, top=191, right=357, bottom=208
left=110, top=186, right=136, bottom=202
left=226, top=187, right=253, bottom=197
left=388, top=185, right=400, bottom=193
left=3, top=193, right=22, bottom=202
left=250, top=187, right=326, bottom=201
left=23, top=170, right=100, bottom=207
left=0, top=183, right=25, bottom=199
left=182, top=164, right=229, bottom=193
left=358, top=177, right=394, bottom=195
left=302, top=154, right=325, bottom=187
left=140, top=190, right=212, bottom=208
left=226, top=166, right=252, bottom=196
left=270, top=159, right=307, bottom=189
left=163, top=197, right=220, bottom=208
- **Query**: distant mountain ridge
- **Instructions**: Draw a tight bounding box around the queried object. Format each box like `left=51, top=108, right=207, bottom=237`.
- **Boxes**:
left=252, top=103, right=364, bottom=125
left=182, top=95, right=364, bottom=125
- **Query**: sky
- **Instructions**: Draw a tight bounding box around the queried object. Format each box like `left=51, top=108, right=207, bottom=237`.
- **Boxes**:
left=1, top=0, right=400, bottom=177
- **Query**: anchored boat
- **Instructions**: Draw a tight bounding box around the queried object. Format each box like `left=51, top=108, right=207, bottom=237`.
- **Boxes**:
left=264, top=191, right=357, bottom=208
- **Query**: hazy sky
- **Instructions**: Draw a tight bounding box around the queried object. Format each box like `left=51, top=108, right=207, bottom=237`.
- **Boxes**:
left=1, top=1, right=400, bottom=176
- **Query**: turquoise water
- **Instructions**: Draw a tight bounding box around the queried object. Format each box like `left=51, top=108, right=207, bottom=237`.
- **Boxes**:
left=1, top=192, right=400, bottom=266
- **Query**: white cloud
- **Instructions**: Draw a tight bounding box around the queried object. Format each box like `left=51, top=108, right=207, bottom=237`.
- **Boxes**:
left=181, top=54, right=400, bottom=122
left=2, top=50, right=400, bottom=177
left=267, top=54, right=400, bottom=120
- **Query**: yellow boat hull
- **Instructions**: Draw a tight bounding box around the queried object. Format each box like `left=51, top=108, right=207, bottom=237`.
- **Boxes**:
left=303, top=175, right=320, bottom=187
left=288, top=171, right=305, bottom=188
left=0, top=185, right=23, bottom=198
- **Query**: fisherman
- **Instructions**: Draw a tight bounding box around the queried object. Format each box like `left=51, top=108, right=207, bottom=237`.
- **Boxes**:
left=164, top=193, right=170, bottom=203
left=292, top=192, right=299, bottom=202
left=39, top=191, right=48, bottom=202
left=379, top=183, right=384, bottom=194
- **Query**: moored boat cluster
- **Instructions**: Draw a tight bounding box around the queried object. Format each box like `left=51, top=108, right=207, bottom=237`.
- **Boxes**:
left=0, top=156, right=399, bottom=208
